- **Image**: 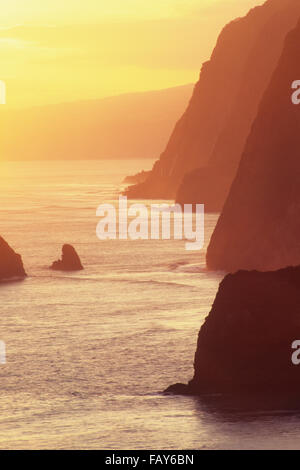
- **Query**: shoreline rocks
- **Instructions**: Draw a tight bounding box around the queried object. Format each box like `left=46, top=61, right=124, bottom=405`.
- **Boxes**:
left=123, top=170, right=150, bottom=185
left=0, top=236, right=27, bottom=281
left=50, top=244, right=83, bottom=271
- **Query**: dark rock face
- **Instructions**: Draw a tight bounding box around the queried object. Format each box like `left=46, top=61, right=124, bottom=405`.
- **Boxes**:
left=0, top=236, right=26, bottom=281
left=207, top=17, right=300, bottom=273
left=50, top=245, right=83, bottom=271
left=126, top=0, right=300, bottom=202
left=176, top=168, right=232, bottom=213
left=165, top=267, right=300, bottom=395
left=176, top=0, right=300, bottom=212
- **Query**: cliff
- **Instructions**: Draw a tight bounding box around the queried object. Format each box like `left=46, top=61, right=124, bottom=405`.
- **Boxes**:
left=207, top=17, right=300, bottom=273
left=0, top=236, right=26, bottom=281
left=176, top=0, right=300, bottom=212
left=126, top=0, right=300, bottom=201
left=165, top=266, right=300, bottom=395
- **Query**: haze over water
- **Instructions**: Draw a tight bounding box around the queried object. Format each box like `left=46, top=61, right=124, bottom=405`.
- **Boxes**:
left=0, top=159, right=299, bottom=450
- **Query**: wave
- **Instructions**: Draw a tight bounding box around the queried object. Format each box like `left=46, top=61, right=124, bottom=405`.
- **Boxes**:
left=116, top=278, right=197, bottom=289
left=42, top=205, right=96, bottom=210
left=30, top=272, right=199, bottom=290
left=168, top=262, right=225, bottom=277
left=167, top=261, right=189, bottom=271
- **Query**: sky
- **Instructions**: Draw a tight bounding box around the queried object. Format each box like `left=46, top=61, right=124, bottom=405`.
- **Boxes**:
left=0, top=0, right=265, bottom=108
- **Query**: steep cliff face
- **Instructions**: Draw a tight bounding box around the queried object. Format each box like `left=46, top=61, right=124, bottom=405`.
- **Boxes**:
left=126, top=0, right=300, bottom=200
left=0, top=237, right=26, bottom=281
left=176, top=0, right=300, bottom=211
left=207, top=17, right=300, bottom=273
left=165, top=267, right=300, bottom=395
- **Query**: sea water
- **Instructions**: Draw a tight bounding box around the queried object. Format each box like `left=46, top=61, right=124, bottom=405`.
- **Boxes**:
left=0, top=159, right=300, bottom=450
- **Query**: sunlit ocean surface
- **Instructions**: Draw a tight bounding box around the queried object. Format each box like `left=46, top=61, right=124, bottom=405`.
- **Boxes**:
left=0, top=159, right=300, bottom=450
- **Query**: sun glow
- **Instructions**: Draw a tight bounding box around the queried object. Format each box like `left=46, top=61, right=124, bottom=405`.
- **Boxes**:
left=0, top=0, right=264, bottom=108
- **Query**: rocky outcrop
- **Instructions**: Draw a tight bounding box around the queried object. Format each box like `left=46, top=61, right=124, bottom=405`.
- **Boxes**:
left=50, top=245, right=83, bottom=271
left=165, top=266, right=300, bottom=395
left=0, top=236, right=26, bottom=281
left=207, top=16, right=300, bottom=273
left=126, top=0, right=300, bottom=202
left=176, top=0, right=300, bottom=212
left=123, top=170, right=150, bottom=185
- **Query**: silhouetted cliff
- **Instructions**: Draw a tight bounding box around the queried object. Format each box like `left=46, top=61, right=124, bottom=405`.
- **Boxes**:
left=0, top=237, right=26, bottom=281
left=126, top=0, right=300, bottom=202
left=207, top=17, right=300, bottom=273
left=176, top=0, right=300, bottom=212
left=165, top=266, right=300, bottom=395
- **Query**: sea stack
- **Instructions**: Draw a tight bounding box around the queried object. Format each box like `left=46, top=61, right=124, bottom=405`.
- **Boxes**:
left=165, top=266, right=300, bottom=395
left=207, top=16, right=300, bottom=273
left=125, top=0, right=300, bottom=202
left=50, top=244, right=83, bottom=271
left=0, top=236, right=26, bottom=281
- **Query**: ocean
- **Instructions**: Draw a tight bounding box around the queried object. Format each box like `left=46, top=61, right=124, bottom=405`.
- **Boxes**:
left=1, top=159, right=300, bottom=450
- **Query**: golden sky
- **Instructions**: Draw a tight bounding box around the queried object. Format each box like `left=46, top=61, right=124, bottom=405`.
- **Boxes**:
left=0, top=0, right=265, bottom=108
